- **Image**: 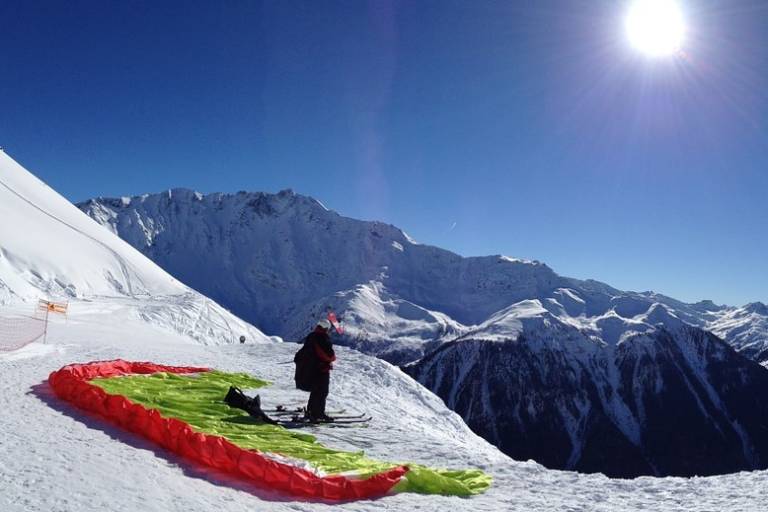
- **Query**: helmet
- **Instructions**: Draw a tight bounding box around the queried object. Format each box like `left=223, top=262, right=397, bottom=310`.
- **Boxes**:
left=316, top=319, right=332, bottom=331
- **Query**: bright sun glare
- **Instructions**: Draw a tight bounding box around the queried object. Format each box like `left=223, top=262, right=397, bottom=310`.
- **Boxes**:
left=625, top=0, right=686, bottom=57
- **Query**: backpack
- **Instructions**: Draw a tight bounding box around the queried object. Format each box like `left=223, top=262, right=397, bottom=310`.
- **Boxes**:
left=223, top=386, right=277, bottom=424
left=224, top=385, right=251, bottom=409
left=294, top=341, right=314, bottom=392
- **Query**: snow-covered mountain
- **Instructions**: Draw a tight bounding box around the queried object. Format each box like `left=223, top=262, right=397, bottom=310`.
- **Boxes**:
left=78, top=188, right=768, bottom=365
left=708, top=302, right=768, bottom=362
left=406, top=321, right=768, bottom=477
left=78, top=188, right=768, bottom=478
left=77, top=188, right=564, bottom=360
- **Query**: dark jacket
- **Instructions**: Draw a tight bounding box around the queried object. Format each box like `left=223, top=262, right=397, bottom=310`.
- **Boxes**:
left=294, top=327, right=336, bottom=391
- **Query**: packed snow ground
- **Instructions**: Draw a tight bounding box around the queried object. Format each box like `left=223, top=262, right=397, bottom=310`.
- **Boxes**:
left=2, top=298, right=768, bottom=512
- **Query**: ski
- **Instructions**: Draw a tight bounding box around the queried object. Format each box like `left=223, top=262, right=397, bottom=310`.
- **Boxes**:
left=276, top=416, right=372, bottom=429
left=277, top=421, right=371, bottom=429
left=264, top=406, right=348, bottom=416
left=283, top=415, right=371, bottom=424
left=320, top=412, right=367, bottom=420
left=264, top=405, right=368, bottom=418
left=266, top=409, right=368, bottom=420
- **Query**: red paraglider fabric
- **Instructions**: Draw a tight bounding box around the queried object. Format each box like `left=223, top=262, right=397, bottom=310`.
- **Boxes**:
left=48, top=360, right=408, bottom=500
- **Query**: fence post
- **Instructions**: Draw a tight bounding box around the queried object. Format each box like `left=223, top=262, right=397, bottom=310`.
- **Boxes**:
left=38, top=300, right=68, bottom=345
left=43, top=305, right=50, bottom=344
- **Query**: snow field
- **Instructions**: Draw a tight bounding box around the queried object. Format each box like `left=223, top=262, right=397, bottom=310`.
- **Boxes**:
left=1, top=298, right=767, bottom=511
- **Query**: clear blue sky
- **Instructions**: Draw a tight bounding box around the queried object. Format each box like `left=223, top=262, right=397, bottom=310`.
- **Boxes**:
left=1, top=1, right=766, bottom=306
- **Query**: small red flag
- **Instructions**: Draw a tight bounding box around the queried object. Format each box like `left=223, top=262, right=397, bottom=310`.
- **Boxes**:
left=327, top=312, right=344, bottom=334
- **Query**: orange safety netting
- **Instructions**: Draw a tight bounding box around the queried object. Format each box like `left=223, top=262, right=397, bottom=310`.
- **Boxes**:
left=48, top=360, right=408, bottom=501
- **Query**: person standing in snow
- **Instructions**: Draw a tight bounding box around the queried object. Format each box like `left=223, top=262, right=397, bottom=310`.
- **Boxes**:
left=294, top=319, right=336, bottom=422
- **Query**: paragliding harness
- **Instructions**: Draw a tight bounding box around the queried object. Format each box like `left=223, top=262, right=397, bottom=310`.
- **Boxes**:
left=224, top=386, right=277, bottom=424
left=293, top=341, right=314, bottom=392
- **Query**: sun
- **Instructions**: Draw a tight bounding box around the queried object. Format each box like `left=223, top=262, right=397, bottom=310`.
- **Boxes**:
left=625, top=0, right=686, bottom=57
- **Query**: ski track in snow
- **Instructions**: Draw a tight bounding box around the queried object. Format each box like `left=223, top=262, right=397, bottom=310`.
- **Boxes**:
left=1, top=299, right=767, bottom=512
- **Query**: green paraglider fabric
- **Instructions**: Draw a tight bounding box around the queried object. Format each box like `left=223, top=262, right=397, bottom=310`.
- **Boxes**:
left=92, top=370, right=491, bottom=495
left=49, top=360, right=407, bottom=501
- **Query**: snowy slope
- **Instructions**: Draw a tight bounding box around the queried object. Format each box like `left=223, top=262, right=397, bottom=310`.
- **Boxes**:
left=278, top=281, right=465, bottom=362
left=708, top=302, right=768, bottom=362
left=0, top=152, right=182, bottom=300
left=0, top=152, right=271, bottom=345
left=3, top=305, right=768, bottom=512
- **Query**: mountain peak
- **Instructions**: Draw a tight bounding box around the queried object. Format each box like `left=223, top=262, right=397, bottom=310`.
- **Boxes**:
left=693, top=299, right=724, bottom=312
left=743, top=302, right=768, bottom=315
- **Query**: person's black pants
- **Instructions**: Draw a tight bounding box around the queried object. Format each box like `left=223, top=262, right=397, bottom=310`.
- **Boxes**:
left=307, top=371, right=329, bottom=417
